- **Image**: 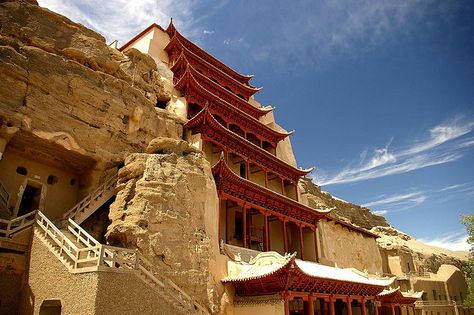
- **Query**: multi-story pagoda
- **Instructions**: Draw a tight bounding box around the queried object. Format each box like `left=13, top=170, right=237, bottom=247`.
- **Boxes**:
left=163, top=20, right=329, bottom=262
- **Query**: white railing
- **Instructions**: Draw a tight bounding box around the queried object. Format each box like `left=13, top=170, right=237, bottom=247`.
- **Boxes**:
left=0, top=180, right=9, bottom=212
left=36, top=211, right=101, bottom=269
left=36, top=210, right=209, bottom=314
left=62, top=173, right=118, bottom=222
left=416, top=300, right=455, bottom=307
left=404, top=270, right=430, bottom=278
left=0, top=210, right=37, bottom=237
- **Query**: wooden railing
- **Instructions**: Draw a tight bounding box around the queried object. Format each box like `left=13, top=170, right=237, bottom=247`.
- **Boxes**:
left=36, top=210, right=209, bottom=314
left=0, top=180, right=9, bottom=212
left=62, top=173, right=118, bottom=223
left=0, top=210, right=37, bottom=238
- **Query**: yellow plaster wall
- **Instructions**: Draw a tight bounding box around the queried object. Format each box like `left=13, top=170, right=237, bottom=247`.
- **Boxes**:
left=319, top=219, right=383, bottom=274
left=128, top=27, right=171, bottom=65
left=232, top=301, right=285, bottom=315
left=0, top=150, right=79, bottom=219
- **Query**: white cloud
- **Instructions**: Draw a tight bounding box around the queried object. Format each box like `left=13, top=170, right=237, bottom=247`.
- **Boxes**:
left=363, top=191, right=426, bottom=209
left=203, top=30, right=215, bottom=35
left=37, top=0, right=203, bottom=45
left=419, top=232, right=470, bottom=252
left=315, top=117, right=474, bottom=186
left=373, top=210, right=388, bottom=215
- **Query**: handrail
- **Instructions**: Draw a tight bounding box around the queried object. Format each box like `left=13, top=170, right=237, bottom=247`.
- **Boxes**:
left=416, top=300, right=456, bottom=307
left=35, top=210, right=210, bottom=314
left=62, top=173, right=117, bottom=221
left=0, top=210, right=37, bottom=237
left=67, top=218, right=101, bottom=248
left=0, top=180, right=9, bottom=211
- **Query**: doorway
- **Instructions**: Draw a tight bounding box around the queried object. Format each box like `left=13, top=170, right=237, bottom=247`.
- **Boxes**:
left=17, top=183, right=42, bottom=216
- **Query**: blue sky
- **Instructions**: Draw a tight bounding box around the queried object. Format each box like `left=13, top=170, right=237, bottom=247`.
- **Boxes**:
left=38, top=0, right=474, bottom=251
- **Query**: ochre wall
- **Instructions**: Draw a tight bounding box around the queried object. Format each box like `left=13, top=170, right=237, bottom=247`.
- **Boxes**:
left=319, top=219, right=383, bottom=274
left=22, top=233, right=99, bottom=315
left=0, top=150, right=79, bottom=219
left=231, top=301, right=285, bottom=315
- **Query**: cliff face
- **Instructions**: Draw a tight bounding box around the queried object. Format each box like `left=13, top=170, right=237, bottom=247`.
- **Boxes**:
left=373, top=226, right=467, bottom=273
left=107, top=138, right=222, bottom=311
left=0, top=0, right=181, bottom=182
left=301, top=178, right=388, bottom=229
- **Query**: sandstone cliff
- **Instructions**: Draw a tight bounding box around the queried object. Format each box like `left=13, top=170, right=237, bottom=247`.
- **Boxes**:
left=301, top=178, right=388, bottom=229
left=107, top=138, right=221, bottom=311
left=0, top=0, right=181, bottom=191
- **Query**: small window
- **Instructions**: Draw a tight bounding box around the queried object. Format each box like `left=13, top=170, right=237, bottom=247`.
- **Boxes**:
left=16, top=167, right=27, bottom=175
left=70, top=178, right=76, bottom=186
left=47, top=175, right=58, bottom=185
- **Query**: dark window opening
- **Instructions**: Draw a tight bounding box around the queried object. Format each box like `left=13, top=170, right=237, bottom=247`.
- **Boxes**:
left=39, top=299, right=61, bottom=315
left=237, top=94, right=246, bottom=100
left=239, top=163, right=246, bottom=178
left=47, top=175, right=58, bottom=185
left=16, top=166, right=27, bottom=176
left=235, top=215, right=243, bottom=239
left=156, top=100, right=168, bottom=109
left=70, top=178, right=76, bottom=186
left=18, top=184, right=41, bottom=216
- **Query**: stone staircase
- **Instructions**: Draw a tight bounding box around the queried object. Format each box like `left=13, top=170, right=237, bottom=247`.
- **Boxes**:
left=61, top=173, right=118, bottom=225
left=35, top=211, right=209, bottom=314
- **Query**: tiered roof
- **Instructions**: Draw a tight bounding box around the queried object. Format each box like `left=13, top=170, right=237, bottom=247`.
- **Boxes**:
left=186, top=107, right=311, bottom=182
left=222, top=251, right=395, bottom=296
left=174, top=63, right=289, bottom=146
left=166, top=20, right=253, bottom=84
left=174, top=63, right=271, bottom=119
left=212, top=157, right=329, bottom=225
left=378, top=288, right=423, bottom=305
left=168, top=43, right=261, bottom=100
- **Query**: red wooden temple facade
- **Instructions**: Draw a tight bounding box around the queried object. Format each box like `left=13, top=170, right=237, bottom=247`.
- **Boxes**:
left=166, top=20, right=327, bottom=263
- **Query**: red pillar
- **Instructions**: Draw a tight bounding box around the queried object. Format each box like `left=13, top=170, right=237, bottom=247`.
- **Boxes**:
left=225, top=200, right=229, bottom=243
left=361, top=298, right=367, bottom=315
left=329, top=296, right=335, bottom=315
left=374, top=301, right=379, bottom=315
left=281, top=177, right=285, bottom=195
left=314, top=226, right=319, bottom=263
left=283, top=220, right=289, bottom=253
left=264, top=170, right=268, bottom=188
left=308, top=295, right=315, bottom=315
left=346, top=297, right=353, bottom=315
left=264, top=214, right=269, bottom=251
left=391, top=304, right=396, bottom=315
left=243, top=205, right=247, bottom=248
left=295, top=182, right=299, bottom=201
left=245, top=160, right=250, bottom=179
left=299, top=225, right=305, bottom=260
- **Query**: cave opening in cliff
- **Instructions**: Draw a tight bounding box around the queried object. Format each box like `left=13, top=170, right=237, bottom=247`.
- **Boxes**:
left=0, top=131, right=97, bottom=220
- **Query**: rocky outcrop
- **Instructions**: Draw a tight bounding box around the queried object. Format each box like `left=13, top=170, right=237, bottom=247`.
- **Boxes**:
left=373, top=226, right=467, bottom=273
left=107, top=139, right=221, bottom=311
left=0, top=0, right=181, bottom=177
left=301, top=178, right=388, bottom=229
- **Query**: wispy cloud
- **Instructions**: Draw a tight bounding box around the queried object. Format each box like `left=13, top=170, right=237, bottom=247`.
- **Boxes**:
left=37, top=0, right=211, bottom=45
left=419, top=231, right=470, bottom=252
left=246, top=0, right=463, bottom=69
left=363, top=191, right=426, bottom=209
left=315, top=117, right=474, bottom=186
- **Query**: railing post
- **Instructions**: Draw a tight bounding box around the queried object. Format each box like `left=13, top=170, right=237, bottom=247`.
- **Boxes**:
left=97, top=245, right=104, bottom=267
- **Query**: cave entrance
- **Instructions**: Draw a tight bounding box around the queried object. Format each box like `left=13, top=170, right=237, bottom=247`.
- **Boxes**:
left=17, top=181, right=42, bottom=216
